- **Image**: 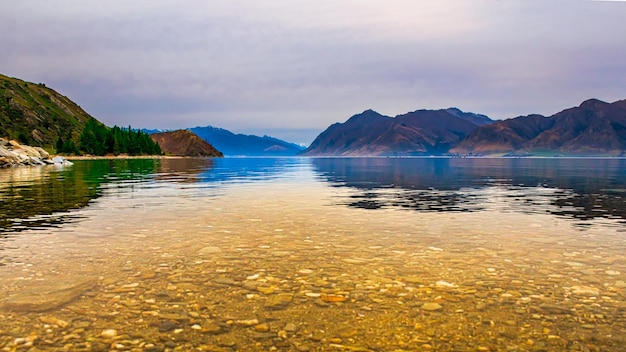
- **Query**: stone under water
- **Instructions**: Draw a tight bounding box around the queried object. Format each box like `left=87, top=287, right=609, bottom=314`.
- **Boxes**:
left=2, top=277, right=97, bottom=312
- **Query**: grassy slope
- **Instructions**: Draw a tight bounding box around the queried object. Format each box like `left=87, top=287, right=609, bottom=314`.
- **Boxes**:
left=0, top=73, right=95, bottom=150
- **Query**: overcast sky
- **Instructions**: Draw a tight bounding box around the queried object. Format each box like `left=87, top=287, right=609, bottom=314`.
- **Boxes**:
left=2, top=1, right=625, bottom=145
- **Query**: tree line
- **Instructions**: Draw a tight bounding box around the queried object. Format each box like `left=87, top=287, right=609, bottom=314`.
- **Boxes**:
left=56, top=118, right=162, bottom=156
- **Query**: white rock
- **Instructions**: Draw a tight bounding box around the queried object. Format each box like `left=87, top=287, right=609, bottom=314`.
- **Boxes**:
left=52, top=156, right=72, bottom=165
left=422, top=302, right=443, bottom=311
left=101, top=329, right=117, bottom=338
left=435, top=280, right=457, bottom=288
left=571, top=285, right=599, bottom=296
left=198, top=246, right=221, bottom=255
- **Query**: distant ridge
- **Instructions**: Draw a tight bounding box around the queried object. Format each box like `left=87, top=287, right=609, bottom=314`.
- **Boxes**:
left=302, top=108, right=493, bottom=156
left=150, top=130, right=223, bottom=157
left=444, top=108, right=493, bottom=127
left=189, top=126, right=305, bottom=156
left=452, top=99, right=626, bottom=156
left=5, top=71, right=621, bottom=157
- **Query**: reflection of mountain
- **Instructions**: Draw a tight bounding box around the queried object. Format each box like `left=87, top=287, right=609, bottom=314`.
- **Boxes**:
left=149, top=157, right=301, bottom=184
left=151, top=158, right=215, bottom=184
left=0, top=157, right=302, bottom=237
left=0, top=159, right=168, bottom=236
left=311, top=158, right=626, bottom=223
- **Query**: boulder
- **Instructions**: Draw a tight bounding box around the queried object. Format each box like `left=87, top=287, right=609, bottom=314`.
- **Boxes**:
left=52, top=156, right=73, bottom=165
left=35, top=147, right=50, bottom=159
left=2, top=277, right=97, bottom=312
left=15, top=144, right=43, bottom=158
left=0, top=138, right=63, bottom=167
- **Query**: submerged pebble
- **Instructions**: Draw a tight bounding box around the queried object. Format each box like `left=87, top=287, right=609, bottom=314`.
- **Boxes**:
left=1, top=167, right=624, bottom=351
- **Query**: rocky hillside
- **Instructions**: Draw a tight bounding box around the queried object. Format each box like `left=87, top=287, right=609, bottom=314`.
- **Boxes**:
left=452, top=99, right=626, bottom=156
left=302, top=108, right=493, bottom=156
left=150, top=130, right=223, bottom=157
left=0, top=73, right=94, bottom=149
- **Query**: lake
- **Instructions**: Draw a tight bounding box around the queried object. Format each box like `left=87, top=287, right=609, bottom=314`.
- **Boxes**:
left=1, top=157, right=625, bottom=351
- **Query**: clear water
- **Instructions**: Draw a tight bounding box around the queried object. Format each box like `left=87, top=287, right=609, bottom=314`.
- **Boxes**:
left=0, top=157, right=625, bottom=351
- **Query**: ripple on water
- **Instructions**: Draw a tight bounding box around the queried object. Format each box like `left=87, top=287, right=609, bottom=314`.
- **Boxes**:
left=1, top=159, right=626, bottom=350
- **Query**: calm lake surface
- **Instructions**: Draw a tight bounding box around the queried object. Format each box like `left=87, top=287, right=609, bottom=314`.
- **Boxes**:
left=1, top=157, right=625, bottom=351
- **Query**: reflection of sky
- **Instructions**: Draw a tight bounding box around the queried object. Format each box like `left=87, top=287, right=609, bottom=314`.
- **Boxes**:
left=195, top=157, right=307, bottom=184
left=2, top=158, right=626, bottom=237
left=99, top=157, right=314, bottom=200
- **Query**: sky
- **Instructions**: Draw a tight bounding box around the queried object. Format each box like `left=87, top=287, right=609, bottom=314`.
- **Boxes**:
left=2, top=1, right=625, bottom=145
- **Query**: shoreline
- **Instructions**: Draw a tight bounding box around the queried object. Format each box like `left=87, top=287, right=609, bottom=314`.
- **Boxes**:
left=64, top=155, right=191, bottom=161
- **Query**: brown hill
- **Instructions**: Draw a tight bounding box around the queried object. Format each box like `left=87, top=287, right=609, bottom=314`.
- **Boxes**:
left=302, top=110, right=392, bottom=156
left=302, top=108, right=491, bottom=156
left=150, top=130, right=223, bottom=157
left=452, top=99, right=626, bottom=155
left=450, top=114, right=554, bottom=154
left=528, top=99, right=626, bottom=153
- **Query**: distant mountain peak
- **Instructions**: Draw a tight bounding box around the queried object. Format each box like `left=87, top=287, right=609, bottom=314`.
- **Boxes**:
left=445, top=107, right=463, bottom=114
left=189, top=126, right=304, bottom=156
left=345, top=109, right=389, bottom=124
left=352, top=109, right=384, bottom=117
left=444, top=107, right=493, bottom=126
left=579, top=98, right=608, bottom=109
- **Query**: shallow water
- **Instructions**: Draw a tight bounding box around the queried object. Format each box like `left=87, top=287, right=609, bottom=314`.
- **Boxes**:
left=1, top=157, right=625, bottom=351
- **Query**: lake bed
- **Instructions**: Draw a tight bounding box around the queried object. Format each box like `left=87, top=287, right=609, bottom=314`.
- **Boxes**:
left=1, top=157, right=625, bottom=351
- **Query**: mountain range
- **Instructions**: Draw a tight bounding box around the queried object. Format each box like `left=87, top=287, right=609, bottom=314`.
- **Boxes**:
left=3, top=73, right=624, bottom=157
left=302, top=108, right=493, bottom=156
left=303, top=99, right=626, bottom=156
left=1, top=73, right=301, bottom=157
left=452, top=99, right=626, bottom=156
left=188, top=126, right=305, bottom=156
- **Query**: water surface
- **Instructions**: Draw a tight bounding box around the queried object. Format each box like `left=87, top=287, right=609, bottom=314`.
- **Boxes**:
left=1, top=157, right=625, bottom=351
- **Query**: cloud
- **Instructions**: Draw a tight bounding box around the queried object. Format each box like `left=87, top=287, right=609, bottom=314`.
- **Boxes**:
left=1, top=0, right=625, bottom=144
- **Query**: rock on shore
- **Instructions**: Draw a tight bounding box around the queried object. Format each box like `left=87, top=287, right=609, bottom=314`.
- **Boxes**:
left=0, top=138, right=72, bottom=168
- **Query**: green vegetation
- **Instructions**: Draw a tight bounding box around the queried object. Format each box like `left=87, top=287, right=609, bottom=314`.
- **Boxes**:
left=65, top=118, right=161, bottom=156
left=1, top=74, right=91, bottom=149
left=1, top=73, right=161, bottom=156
